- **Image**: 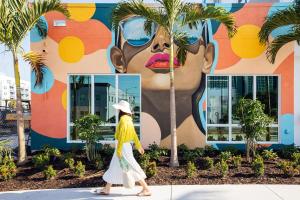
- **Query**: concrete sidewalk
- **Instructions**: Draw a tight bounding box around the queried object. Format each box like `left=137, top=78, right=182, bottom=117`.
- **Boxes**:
left=0, top=185, right=299, bottom=200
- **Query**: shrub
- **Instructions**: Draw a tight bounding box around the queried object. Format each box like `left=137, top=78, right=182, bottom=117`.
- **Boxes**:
left=146, top=161, right=157, bottom=178
left=100, top=144, right=114, bottom=162
left=219, top=151, right=232, bottom=162
left=261, top=149, right=278, bottom=161
left=186, top=161, right=197, bottom=178
left=1, top=155, right=13, bottom=165
left=43, top=165, right=57, bottom=180
left=291, top=152, right=300, bottom=165
left=223, top=146, right=242, bottom=156
left=252, top=156, right=264, bottom=177
left=232, top=155, right=242, bottom=169
left=215, top=160, right=229, bottom=178
left=139, top=153, right=150, bottom=171
left=43, top=146, right=61, bottom=158
left=32, top=153, right=50, bottom=169
left=235, top=135, right=243, bottom=141
left=276, top=145, right=299, bottom=159
left=74, top=161, right=85, bottom=178
left=148, top=143, right=168, bottom=161
left=204, top=145, right=220, bottom=157
left=278, top=161, right=299, bottom=177
left=64, top=157, right=75, bottom=170
left=0, top=160, right=16, bottom=181
left=202, top=157, right=214, bottom=170
left=94, top=156, right=104, bottom=170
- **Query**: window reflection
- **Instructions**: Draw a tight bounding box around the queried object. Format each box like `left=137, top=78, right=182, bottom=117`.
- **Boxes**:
left=207, top=76, right=229, bottom=124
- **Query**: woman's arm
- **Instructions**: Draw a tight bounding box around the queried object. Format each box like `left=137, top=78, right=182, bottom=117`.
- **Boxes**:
left=116, top=119, right=127, bottom=158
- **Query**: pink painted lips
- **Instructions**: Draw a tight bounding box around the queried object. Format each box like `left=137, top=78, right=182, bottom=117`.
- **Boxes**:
left=145, top=53, right=180, bottom=69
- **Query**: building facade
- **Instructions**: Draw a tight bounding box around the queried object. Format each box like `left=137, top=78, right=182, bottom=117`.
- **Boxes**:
left=30, top=1, right=300, bottom=150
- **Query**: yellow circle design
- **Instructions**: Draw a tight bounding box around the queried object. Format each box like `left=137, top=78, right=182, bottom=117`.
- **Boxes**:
left=62, top=89, right=67, bottom=110
left=230, top=25, right=266, bottom=58
left=58, top=36, right=84, bottom=63
left=67, top=3, right=96, bottom=22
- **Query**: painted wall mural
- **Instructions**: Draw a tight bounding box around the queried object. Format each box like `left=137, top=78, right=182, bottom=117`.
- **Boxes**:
left=30, top=2, right=295, bottom=150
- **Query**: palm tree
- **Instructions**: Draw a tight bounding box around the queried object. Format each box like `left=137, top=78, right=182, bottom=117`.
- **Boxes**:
left=112, top=0, right=236, bottom=167
left=0, top=0, right=69, bottom=164
left=259, top=0, right=300, bottom=64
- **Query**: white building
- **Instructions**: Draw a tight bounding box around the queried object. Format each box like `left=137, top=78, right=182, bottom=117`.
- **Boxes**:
left=0, top=73, right=31, bottom=108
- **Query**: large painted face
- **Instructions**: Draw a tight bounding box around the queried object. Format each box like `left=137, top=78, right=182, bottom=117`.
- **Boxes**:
left=111, top=16, right=214, bottom=95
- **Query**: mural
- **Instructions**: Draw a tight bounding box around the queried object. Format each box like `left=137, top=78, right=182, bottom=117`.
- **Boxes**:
left=30, top=2, right=295, bottom=150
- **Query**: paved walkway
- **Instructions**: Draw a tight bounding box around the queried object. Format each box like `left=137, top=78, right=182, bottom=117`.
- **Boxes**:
left=0, top=185, right=299, bottom=200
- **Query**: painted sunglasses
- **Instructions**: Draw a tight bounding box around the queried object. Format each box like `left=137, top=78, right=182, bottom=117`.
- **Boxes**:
left=118, top=15, right=207, bottom=47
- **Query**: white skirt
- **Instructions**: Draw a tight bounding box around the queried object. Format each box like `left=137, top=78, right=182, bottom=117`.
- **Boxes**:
left=102, top=141, right=147, bottom=184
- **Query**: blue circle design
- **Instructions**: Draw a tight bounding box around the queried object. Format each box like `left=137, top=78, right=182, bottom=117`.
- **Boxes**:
left=31, top=66, right=54, bottom=94
left=267, top=3, right=293, bottom=38
left=30, top=16, right=48, bottom=43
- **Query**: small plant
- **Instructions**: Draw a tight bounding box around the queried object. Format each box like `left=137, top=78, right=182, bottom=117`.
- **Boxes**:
left=261, top=149, right=278, bottom=161
left=139, top=153, right=150, bottom=171
left=32, top=153, right=50, bottom=169
left=219, top=151, right=232, bottom=163
left=64, top=157, right=75, bottom=170
left=223, top=146, right=242, bottom=156
left=235, top=135, right=243, bottom=141
left=291, top=152, right=300, bottom=165
left=146, top=161, right=157, bottom=178
left=278, top=161, right=299, bottom=177
left=43, top=146, right=61, bottom=158
left=186, top=161, right=197, bottom=178
left=204, top=145, right=220, bottom=157
left=277, top=145, right=299, bottom=159
left=94, top=156, right=104, bottom=170
left=43, top=165, right=57, bottom=180
left=215, top=160, right=229, bottom=178
left=252, top=156, right=264, bottom=177
left=202, top=157, right=214, bottom=170
left=148, top=143, right=168, bottom=161
left=74, top=161, right=85, bottom=178
left=232, top=155, right=242, bottom=169
left=0, top=160, right=16, bottom=181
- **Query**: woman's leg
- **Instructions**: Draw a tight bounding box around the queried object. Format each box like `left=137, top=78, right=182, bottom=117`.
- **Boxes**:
left=137, top=179, right=151, bottom=195
left=100, top=183, right=112, bottom=194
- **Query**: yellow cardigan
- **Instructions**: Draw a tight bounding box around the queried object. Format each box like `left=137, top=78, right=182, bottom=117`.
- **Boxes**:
left=115, top=115, right=142, bottom=157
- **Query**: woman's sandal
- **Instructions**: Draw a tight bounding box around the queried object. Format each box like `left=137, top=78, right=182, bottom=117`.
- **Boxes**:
left=97, top=189, right=110, bottom=195
left=137, top=191, right=152, bottom=197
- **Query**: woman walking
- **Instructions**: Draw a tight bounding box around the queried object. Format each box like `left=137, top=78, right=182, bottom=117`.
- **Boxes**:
left=99, top=100, right=151, bottom=196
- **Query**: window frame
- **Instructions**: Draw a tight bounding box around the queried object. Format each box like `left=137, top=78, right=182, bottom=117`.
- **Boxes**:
left=67, top=73, right=142, bottom=144
left=206, top=74, right=281, bottom=144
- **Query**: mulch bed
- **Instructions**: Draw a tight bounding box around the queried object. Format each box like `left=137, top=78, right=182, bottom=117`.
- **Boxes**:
left=1, top=156, right=299, bottom=192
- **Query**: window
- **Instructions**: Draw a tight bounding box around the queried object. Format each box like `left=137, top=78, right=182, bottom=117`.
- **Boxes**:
left=206, top=75, right=279, bottom=143
left=68, top=74, right=141, bottom=143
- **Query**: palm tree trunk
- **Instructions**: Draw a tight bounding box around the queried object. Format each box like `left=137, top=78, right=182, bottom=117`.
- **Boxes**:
left=169, top=35, right=179, bottom=167
left=13, top=52, right=27, bottom=164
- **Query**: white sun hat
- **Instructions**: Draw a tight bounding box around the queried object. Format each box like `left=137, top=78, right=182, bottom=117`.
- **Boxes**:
left=112, top=100, right=132, bottom=114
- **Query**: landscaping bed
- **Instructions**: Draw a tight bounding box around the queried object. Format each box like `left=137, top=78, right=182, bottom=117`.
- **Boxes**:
left=0, top=144, right=300, bottom=192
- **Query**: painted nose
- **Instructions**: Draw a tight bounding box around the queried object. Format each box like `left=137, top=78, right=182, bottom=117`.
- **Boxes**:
left=151, top=28, right=170, bottom=53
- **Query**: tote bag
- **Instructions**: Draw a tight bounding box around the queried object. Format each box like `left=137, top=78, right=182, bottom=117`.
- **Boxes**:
left=119, top=157, right=135, bottom=188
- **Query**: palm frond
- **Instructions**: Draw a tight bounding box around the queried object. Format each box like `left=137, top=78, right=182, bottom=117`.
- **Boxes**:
left=266, top=29, right=300, bottom=63
left=184, top=5, right=236, bottom=38
left=259, top=5, right=300, bottom=44
left=174, top=32, right=189, bottom=65
left=23, top=51, right=45, bottom=86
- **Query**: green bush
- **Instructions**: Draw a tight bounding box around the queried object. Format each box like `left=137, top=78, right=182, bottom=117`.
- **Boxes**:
left=146, top=161, right=157, bottom=178
left=219, top=151, right=232, bottom=162
left=261, top=149, right=278, bottom=161
left=43, top=146, right=61, bottom=158
left=278, top=161, right=299, bottom=177
left=32, top=153, right=50, bottom=169
left=252, top=156, right=264, bottom=177
left=223, top=146, right=242, bottom=156
left=1, top=155, right=13, bottom=165
left=94, top=156, right=104, bottom=170
left=74, top=161, right=85, bottom=178
left=232, top=155, right=242, bottom=169
left=178, top=144, right=189, bottom=154
left=100, top=144, right=114, bottom=162
left=139, top=153, right=150, bottom=171
left=0, top=160, right=16, bottom=181
left=204, top=145, right=220, bottom=157
left=43, top=165, right=57, bottom=180
left=291, top=152, right=300, bottom=165
left=276, top=145, right=299, bottom=159
left=215, top=160, right=229, bottom=178
left=235, top=135, right=243, bottom=141
left=148, top=143, right=168, bottom=161
left=202, top=157, right=214, bottom=170
left=186, top=161, right=197, bottom=178
left=64, top=157, right=75, bottom=170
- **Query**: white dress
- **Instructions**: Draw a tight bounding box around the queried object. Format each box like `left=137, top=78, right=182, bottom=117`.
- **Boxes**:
left=103, top=140, right=147, bottom=184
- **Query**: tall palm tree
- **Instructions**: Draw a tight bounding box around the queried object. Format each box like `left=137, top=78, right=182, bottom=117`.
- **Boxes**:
left=112, top=0, right=236, bottom=167
left=0, top=0, right=69, bottom=164
left=259, top=0, right=300, bottom=64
